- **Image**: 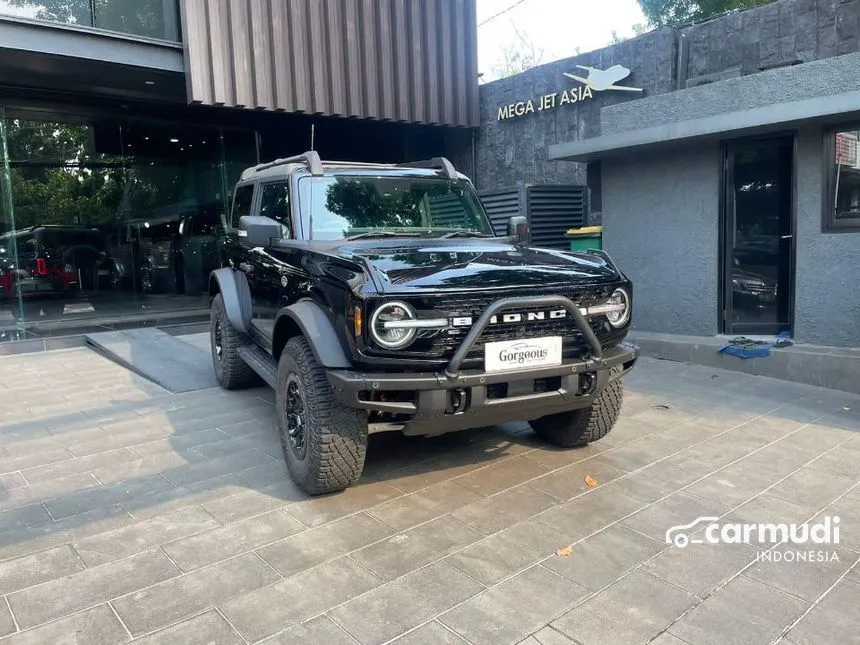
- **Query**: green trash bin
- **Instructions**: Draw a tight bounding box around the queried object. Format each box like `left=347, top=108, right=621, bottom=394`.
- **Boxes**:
left=566, top=226, right=602, bottom=252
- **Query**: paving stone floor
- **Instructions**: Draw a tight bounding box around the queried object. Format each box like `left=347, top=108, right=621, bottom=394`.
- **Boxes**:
left=1, top=345, right=859, bottom=644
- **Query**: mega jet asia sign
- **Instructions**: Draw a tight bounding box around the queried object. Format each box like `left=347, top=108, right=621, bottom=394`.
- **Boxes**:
left=497, top=64, right=643, bottom=121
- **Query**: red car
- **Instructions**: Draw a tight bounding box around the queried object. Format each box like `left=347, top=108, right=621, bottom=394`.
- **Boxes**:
left=0, top=226, right=105, bottom=300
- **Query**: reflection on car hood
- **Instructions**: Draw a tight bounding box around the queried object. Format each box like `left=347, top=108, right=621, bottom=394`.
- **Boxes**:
left=328, top=239, right=622, bottom=293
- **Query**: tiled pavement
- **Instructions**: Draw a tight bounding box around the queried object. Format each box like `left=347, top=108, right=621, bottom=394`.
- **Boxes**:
left=1, top=345, right=859, bottom=645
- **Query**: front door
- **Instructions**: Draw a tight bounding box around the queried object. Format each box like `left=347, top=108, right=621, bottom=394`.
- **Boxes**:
left=722, top=136, right=795, bottom=336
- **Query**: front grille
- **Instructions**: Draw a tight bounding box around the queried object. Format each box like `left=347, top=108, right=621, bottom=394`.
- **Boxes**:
left=412, top=286, right=625, bottom=367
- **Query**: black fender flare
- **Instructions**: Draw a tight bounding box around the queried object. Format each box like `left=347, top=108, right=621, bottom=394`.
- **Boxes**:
left=273, top=299, right=352, bottom=369
left=209, top=268, right=252, bottom=334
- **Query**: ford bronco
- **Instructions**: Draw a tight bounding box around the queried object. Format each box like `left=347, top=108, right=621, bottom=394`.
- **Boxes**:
left=208, top=152, right=638, bottom=495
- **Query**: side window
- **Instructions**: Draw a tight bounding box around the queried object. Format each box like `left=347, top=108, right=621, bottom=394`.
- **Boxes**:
left=257, top=181, right=291, bottom=237
left=230, top=184, right=255, bottom=229
left=826, top=128, right=860, bottom=231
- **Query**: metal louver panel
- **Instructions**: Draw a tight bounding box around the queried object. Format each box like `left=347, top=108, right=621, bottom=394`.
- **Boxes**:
left=479, top=184, right=588, bottom=247
left=478, top=187, right=523, bottom=236
left=526, top=185, right=587, bottom=250
left=428, top=194, right=467, bottom=229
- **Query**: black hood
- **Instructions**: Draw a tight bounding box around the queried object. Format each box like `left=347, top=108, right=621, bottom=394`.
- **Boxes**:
left=325, top=239, right=622, bottom=293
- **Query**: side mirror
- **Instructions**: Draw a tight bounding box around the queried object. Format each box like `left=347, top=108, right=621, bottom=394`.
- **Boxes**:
left=238, top=215, right=281, bottom=248
left=507, top=216, right=529, bottom=244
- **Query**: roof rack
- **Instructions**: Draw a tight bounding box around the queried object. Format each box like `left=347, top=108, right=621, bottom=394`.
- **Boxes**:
left=399, top=157, right=457, bottom=179
left=240, top=152, right=458, bottom=181
left=241, top=151, right=324, bottom=180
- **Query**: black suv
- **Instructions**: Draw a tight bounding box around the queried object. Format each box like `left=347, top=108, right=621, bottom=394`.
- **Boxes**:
left=209, top=152, right=638, bottom=495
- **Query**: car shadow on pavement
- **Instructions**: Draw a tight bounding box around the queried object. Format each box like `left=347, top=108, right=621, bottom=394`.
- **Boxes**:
left=0, top=360, right=542, bottom=557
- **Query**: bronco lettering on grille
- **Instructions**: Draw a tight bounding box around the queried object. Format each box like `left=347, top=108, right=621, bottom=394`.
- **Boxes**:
left=450, top=309, right=567, bottom=327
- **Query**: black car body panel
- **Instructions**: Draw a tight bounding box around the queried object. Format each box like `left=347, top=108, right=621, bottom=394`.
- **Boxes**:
left=211, top=155, right=638, bottom=436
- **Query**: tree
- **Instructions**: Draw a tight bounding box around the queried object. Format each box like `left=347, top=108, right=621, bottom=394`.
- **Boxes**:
left=609, top=23, right=648, bottom=45
left=3, top=0, right=166, bottom=38
left=488, top=23, right=546, bottom=81
left=324, top=180, right=423, bottom=230
left=636, top=0, right=773, bottom=27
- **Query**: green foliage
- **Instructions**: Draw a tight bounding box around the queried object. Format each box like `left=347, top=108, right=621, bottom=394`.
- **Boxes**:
left=324, top=180, right=425, bottom=230
left=4, top=120, right=124, bottom=228
left=2, top=119, right=192, bottom=231
left=3, top=0, right=166, bottom=39
left=636, top=0, right=773, bottom=27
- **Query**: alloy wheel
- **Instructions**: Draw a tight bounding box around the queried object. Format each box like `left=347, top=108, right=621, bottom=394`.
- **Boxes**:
left=285, top=374, right=307, bottom=460
left=213, top=318, right=223, bottom=362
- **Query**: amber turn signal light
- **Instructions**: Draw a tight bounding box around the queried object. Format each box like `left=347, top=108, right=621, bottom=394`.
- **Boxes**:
left=353, top=305, right=363, bottom=337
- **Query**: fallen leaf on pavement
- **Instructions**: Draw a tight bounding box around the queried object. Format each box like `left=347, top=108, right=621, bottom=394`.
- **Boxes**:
left=584, top=475, right=598, bottom=487
left=556, top=545, right=573, bottom=557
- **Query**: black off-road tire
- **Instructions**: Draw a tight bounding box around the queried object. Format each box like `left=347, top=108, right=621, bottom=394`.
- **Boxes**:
left=210, top=293, right=258, bottom=390
left=276, top=336, right=368, bottom=495
left=531, top=368, right=624, bottom=447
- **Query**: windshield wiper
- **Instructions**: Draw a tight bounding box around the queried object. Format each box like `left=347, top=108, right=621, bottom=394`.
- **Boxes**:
left=439, top=230, right=494, bottom=239
left=345, top=231, right=422, bottom=241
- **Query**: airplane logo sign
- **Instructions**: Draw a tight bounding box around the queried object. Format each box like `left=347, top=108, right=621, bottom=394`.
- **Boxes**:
left=497, top=64, right=643, bottom=121
left=564, top=65, right=644, bottom=93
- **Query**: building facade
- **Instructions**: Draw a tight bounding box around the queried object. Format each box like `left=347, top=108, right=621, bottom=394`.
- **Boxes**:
left=1, top=0, right=857, bottom=353
left=477, top=0, right=860, bottom=348
left=0, top=0, right=478, bottom=345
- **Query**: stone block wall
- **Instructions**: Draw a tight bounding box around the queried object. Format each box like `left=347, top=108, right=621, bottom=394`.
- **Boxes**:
left=680, top=0, right=860, bottom=85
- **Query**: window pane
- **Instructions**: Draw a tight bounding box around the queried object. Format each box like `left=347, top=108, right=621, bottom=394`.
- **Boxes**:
left=93, top=0, right=179, bottom=41
left=231, top=185, right=254, bottom=228
left=258, top=182, right=290, bottom=234
left=833, top=130, right=860, bottom=221
left=0, top=0, right=93, bottom=27
left=298, top=176, right=494, bottom=240
left=1, top=114, right=256, bottom=344
left=0, top=0, right=180, bottom=40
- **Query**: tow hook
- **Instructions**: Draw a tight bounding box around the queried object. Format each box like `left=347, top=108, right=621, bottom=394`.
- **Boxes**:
left=447, top=388, right=469, bottom=414
left=580, top=373, right=597, bottom=395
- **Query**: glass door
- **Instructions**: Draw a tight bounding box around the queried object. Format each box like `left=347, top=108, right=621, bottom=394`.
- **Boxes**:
left=722, top=136, right=795, bottom=336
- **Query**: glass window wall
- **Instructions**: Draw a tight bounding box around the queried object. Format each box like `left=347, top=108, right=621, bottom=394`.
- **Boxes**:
left=0, top=109, right=257, bottom=343
left=0, top=0, right=180, bottom=41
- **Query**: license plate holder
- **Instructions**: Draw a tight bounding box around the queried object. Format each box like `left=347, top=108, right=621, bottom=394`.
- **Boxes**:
left=484, top=336, right=563, bottom=372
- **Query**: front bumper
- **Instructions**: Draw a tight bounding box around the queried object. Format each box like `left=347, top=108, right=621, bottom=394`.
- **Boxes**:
left=329, top=341, right=639, bottom=435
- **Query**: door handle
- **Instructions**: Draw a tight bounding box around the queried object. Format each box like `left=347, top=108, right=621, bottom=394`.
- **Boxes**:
left=780, top=235, right=792, bottom=239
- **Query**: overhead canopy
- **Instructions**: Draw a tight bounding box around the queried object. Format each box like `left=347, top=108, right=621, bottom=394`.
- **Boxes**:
left=0, top=15, right=185, bottom=104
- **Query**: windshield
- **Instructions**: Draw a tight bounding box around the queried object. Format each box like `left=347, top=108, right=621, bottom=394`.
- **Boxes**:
left=297, top=175, right=494, bottom=240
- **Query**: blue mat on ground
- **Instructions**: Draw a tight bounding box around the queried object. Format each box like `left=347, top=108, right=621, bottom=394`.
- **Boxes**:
left=718, top=332, right=792, bottom=359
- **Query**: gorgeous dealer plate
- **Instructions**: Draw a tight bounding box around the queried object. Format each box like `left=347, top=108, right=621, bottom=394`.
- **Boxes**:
left=484, top=336, right=563, bottom=372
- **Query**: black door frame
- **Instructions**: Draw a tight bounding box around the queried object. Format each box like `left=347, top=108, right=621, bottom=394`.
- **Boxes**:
left=719, top=133, right=797, bottom=336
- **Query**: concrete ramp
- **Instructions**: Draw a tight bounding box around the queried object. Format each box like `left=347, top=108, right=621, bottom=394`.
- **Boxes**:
left=85, top=328, right=218, bottom=393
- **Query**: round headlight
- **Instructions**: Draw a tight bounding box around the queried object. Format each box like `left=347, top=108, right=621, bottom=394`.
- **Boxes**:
left=370, top=301, right=417, bottom=349
left=605, top=288, right=631, bottom=328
